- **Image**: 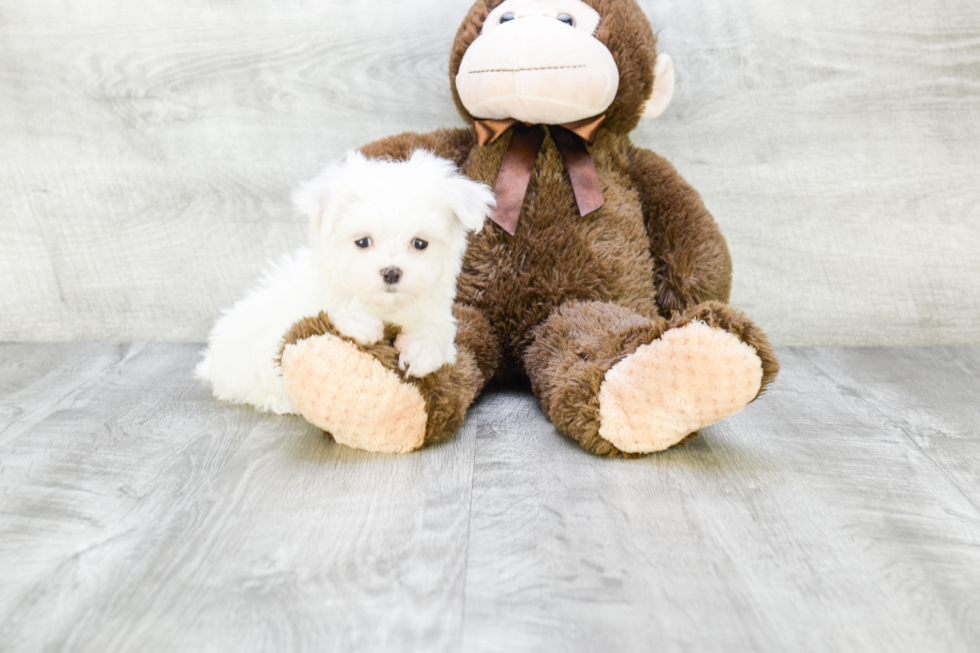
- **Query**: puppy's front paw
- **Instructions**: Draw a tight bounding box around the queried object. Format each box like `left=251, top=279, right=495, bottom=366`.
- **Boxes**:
left=395, top=333, right=457, bottom=378
left=331, top=311, right=385, bottom=346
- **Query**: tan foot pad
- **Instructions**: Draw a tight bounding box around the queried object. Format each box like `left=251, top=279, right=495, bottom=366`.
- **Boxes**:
left=597, top=321, right=763, bottom=453
left=280, top=334, right=427, bottom=454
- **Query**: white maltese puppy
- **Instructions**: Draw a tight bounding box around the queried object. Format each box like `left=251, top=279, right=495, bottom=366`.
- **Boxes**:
left=196, top=150, right=495, bottom=414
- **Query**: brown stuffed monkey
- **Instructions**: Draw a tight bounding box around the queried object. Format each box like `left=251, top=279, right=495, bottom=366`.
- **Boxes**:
left=279, top=0, right=779, bottom=456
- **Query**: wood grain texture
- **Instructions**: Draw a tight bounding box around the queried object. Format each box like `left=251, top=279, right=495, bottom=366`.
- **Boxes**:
left=0, top=343, right=477, bottom=653
left=1, top=0, right=979, bottom=344
left=638, top=0, right=980, bottom=346
left=796, top=347, right=980, bottom=512
left=461, top=350, right=980, bottom=652
left=1, top=344, right=978, bottom=651
left=0, top=343, right=131, bottom=449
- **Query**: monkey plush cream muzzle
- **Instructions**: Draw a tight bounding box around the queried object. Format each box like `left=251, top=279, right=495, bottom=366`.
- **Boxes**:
left=456, top=0, right=673, bottom=124
left=456, top=0, right=617, bottom=124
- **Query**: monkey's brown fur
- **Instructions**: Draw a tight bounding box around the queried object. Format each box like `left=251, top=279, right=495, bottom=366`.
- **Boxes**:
left=285, top=0, right=779, bottom=455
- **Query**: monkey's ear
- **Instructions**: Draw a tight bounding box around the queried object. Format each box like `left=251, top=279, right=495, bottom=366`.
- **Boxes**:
left=641, top=54, right=675, bottom=120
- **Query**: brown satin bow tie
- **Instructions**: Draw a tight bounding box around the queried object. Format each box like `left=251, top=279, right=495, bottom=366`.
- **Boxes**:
left=474, top=115, right=606, bottom=235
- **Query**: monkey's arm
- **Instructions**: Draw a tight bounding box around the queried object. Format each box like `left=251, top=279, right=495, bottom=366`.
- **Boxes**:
left=628, top=146, right=733, bottom=315
left=359, top=128, right=476, bottom=167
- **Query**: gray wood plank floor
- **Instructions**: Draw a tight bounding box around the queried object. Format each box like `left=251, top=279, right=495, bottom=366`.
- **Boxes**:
left=1, top=344, right=978, bottom=652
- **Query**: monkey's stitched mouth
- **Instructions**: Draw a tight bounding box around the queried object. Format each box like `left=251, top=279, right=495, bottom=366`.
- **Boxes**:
left=467, top=65, right=586, bottom=74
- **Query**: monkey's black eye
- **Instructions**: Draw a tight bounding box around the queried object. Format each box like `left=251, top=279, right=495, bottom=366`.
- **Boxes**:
left=558, top=14, right=575, bottom=26
left=355, top=237, right=371, bottom=248
left=413, top=238, right=428, bottom=250
left=500, top=12, right=515, bottom=24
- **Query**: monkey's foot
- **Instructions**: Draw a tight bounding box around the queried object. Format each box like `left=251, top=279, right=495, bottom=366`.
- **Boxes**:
left=597, top=321, right=763, bottom=453
left=281, top=333, right=427, bottom=454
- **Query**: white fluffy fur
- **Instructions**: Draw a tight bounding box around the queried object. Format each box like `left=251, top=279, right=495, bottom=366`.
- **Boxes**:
left=196, top=150, right=496, bottom=414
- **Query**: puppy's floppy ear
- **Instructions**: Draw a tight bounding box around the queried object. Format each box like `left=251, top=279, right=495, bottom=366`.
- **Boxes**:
left=408, top=149, right=495, bottom=234
left=294, top=150, right=367, bottom=239
left=445, top=174, right=496, bottom=234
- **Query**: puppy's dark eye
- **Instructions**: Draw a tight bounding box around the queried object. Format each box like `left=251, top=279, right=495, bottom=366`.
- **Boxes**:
left=500, top=12, right=515, bottom=23
left=355, top=237, right=371, bottom=248
left=558, top=14, right=574, bottom=26
left=413, top=238, right=428, bottom=250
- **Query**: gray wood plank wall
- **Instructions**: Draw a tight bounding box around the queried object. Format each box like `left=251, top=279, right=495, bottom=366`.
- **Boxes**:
left=2, top=0, right=979, bottom=344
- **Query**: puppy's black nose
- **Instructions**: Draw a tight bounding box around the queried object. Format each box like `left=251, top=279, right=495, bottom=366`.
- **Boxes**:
left=382, top=267, right=402, bottom=285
